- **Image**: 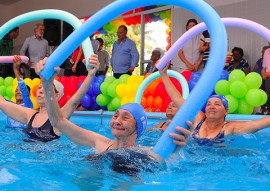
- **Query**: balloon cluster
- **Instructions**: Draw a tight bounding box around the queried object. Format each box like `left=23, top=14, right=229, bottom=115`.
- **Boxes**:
left=57, top=75, right=82, bottom=107
left=141, top=71, right=192, bottom=112
left=0, top=77, right=15, bottom=100
left=91, top=8, right=171, bottom=34
left=215, top=70, right=267, bottom=114
left=79, top=75, right=105, bottom=110
left=188, top=70, right=230, bottom=112
left=96, top=74, right=144, bottom=111
left=0, top=77, right=41, bottom=109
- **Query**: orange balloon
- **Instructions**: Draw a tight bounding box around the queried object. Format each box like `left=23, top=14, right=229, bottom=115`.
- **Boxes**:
left=144, top=73, right=151, bottom=79
left=31, top=85, right=39, bottom=97
left=146, top=95, right=154, bottom=108
left=141, top=96, right=147, bottom=108
left=154, top=96, right=163, bottom=110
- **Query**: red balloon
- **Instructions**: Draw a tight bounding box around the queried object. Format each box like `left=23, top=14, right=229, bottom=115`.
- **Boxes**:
left=170, top=77, right=182, bottom=95
left=64, top=81, right=78, bottom=96
left=58, top=76, right=68, bottom=84
left=78, top=75, right=86, bottom=83
left=161, top=96, right=172, bottom=112
left=58, top=94, right=71, bottom=108
left=181, top=70, right=193, bottom=82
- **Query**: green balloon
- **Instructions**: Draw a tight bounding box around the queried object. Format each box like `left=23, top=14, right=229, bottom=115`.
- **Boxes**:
left=0, top=85, right=6, bottom=96
left=112, top=79, right=121, bottom=85
left=100, top=82, right=110, bottom=96
left=111, top=97, right=121, bottom=110
left=215, top=80, right=230, bottom=95
left=245, top=89, right=267, bottom=106
left=104, top=76, right=116, bottom=83
left=225, top=94, right=238, bottom=113
left=119, top=74, right=130, bottom=83
left=107, top=83, right=117, bottom=97
left=235, top=98, right=253, bottom=114
left=244, top=72, right=262, bottom=89
left=4, top=76, right=14, bottom=86
left=0, top=77, right=4, bottom=86
left=259, top=89, right=268, bottom=106
left=5, top=85, right=14, bottom=98
left=107, top=102, right=115, bottom=111
left=228, top=69, right=245, bottom=83
left=229, top=81, right=247, bottom=98
left=96, top=94, right=110, bottom=106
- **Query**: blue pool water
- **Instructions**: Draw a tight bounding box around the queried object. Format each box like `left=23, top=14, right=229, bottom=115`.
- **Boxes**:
left=0, top=111, right=270, bottom=190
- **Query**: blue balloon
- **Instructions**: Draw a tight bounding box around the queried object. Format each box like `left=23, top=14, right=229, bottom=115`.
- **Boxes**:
left=188, top=80, right=197, bottom=92
left=87, top=85, right=94, bottom=96
left=91, top=103, right=100, bottom=110
left=190, top=72, right=201, bottom=82
left=96, top=75, right=105, bottom=83
left=92, top=82, right=101, bottom=95
left=81, top=94, right=92, bottom=109
left=220, top=70, right=229, bottom=80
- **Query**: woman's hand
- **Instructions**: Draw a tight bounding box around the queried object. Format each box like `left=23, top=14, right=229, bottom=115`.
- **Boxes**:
left=35, top=57, right=59, bottom=82
left=87, top=54, right=100, bottom=76
left=13, top=55, right=21, bottom=69
left=169, top=121, right=193, bottom=146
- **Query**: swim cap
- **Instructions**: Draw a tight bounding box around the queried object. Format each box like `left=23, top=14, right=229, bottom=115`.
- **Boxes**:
left=209, top=95, right=228, bottom=109
left=53, top=80, right=64, bottom=99
left=119, top=103, right=147, bottom=138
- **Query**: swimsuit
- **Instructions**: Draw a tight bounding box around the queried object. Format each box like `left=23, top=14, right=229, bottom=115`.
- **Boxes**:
left=159, top=122, right=166, bottom=129
left=191, top=118, right=226, bottom=146
left=23, top=112, right=60, bottom=142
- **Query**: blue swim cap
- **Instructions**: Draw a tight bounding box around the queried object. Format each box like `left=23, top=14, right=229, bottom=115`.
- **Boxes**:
left=209, top=95, right=228, bottom=109
left=119, top=103, right=147, bottom=138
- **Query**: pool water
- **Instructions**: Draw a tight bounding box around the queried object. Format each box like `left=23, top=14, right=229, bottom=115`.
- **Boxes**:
left=0, top=111, right=270, bottom=191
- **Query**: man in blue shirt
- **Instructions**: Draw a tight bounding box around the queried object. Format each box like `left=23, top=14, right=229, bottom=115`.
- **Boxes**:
left=111, top=25, right=139, bottom=79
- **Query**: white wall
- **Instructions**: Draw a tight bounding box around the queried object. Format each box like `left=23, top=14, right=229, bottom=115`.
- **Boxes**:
left=171, top=0, right=270, bottom=69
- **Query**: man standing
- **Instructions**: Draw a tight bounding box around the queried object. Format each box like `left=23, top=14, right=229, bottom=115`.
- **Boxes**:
left=111, top=25, right=139, bottom=79
left=20, top=23, right=49, bottom=79
left=96, top=37, right=110, bottom=76
left=0, top=27, right=19, bottom=78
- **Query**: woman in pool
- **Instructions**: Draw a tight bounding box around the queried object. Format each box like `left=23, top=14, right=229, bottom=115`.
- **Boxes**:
left=159, top=64, right=270, bottom=145
left=0, top=54, right=99, bottom=142
left=35, top=58, right=190, bottom=156
left=148, top=101, right=178, bottom=132
left=6, top=55, right=33, bottom=128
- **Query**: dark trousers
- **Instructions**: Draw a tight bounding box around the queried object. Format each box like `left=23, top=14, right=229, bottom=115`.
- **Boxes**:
left=30, top=68, right=40, bottom=79
left=0, top=64, right=14, bottom=78
left=113, top=71, right=132, bottom=79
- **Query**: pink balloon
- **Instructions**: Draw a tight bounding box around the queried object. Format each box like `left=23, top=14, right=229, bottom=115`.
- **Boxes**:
left=0, top=56, right=29, bottom=63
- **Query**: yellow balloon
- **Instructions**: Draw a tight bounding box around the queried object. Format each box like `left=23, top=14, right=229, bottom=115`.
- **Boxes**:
left=121, top=96, right=130, bottom=106
left=127, top=76, right=135, bottom=84
left=125, top=84, right=132, bottom=97
left=11, top=96, right=16, bottom=103
left=116, top=84, right=126, bottom=97
left=32, top=78, right=41, bottom=87
left=165, top=19, right=171, bottom=26
left=131, top=83, right=140, bottom=95
left=24, top=78, right=32, bottom=87
left=13, top=78, right=18, bottom=86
